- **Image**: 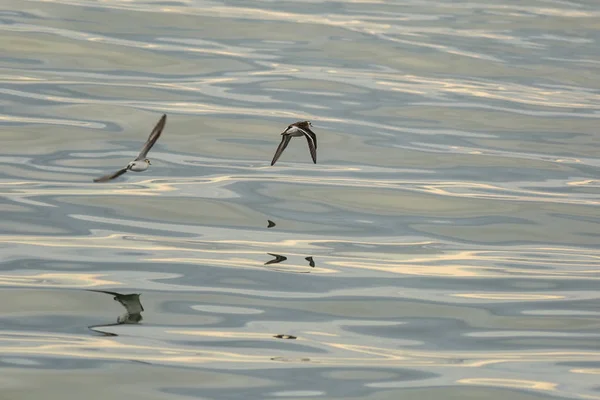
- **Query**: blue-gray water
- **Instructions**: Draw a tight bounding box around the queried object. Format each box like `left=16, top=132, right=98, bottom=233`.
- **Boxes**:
left=1, top=1, right=600, bottom=399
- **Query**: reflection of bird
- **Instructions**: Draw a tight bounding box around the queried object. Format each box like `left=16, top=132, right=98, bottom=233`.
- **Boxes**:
left=265, top=253, right=287, bottom=265
left=271, top=356, right=311, bottom=362
left=94, top=114, right=167, bottom=182
left=274, top=334, right=297, bottom=339
left=271, top=121, right=317, bottom=166
left=267, top=220, right=276, bottom=228
left=305, top=256, right=315, bottom=268
left=88, top=290, right=144, bottom=324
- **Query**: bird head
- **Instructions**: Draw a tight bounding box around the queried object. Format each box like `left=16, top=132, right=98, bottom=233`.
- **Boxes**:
left=144, top=159, right=151, bottom=165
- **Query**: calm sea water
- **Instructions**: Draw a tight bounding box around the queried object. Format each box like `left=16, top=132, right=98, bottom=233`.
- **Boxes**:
left=1, top=0, right=600, bottom=399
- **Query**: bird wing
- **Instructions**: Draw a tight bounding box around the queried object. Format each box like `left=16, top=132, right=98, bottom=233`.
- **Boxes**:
left=301, top=126, right=317, bottom=149
left=299, top=128, right=317, bottom=164
left=93, top=167, right=129, bottom=183
left=87, top=289, right=121, bottom=296
left=271, top=134, right=292, bottom=166
left=116, top=296, right=144, bottom=314
left=135, top=114, right=167, bottom=161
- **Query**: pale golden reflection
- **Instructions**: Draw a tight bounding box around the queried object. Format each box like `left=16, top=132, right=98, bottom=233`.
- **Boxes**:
left=325, top=343, right=413, bottom=362
left=304, top=331, right=339, bottom=337
left=374, top=74, right=600, bottom=109
left=416, top=143, right=586, bottom=169
left=330, top=245, right=600, bottom=278
left=0, top=272, right=118, bottom=288
left=571, top=369, right=600, bottom=375
left=0, top=180, right=177, bottom=197
left=0, top=232, right=599, bottom=280
left=331, top=261, right=484, bottom=277
left=1, top=329, right=599, bottom=371
left=2, top=173, right=598, bottom=207
left=0, top=75, right=42, bottom=82
left=458, top=378, right=557, bottom=391
left=0, top=115, right=104, bottom=128
left=568, top=179, right=600, bottom=186
left=5, top=60, right=597, bottom=136
left=454, top=293, right=564, bottom=301
left=152, top=257, right=337, bottom=275
left=0, top=230, right=430, bottom=252
left=0, top=332, right=274, bottom=364
left=4, top=23, right=254, bottom=58
left=168, top=330, right=281, bottom=340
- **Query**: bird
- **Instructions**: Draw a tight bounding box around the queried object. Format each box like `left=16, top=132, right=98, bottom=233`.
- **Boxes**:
left=271, top=121, right=317, bottom=166
left=93, top=114, right=167, bottom=182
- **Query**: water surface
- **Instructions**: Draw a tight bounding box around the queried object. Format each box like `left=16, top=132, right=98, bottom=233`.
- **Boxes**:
left=1, top=0, right=600, bottom=399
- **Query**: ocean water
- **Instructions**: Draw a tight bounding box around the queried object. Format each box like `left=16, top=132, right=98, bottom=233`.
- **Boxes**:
left=1, top=0, right=600, bottom=399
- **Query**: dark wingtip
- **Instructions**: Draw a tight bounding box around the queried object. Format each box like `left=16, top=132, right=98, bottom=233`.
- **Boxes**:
left=267, top=220, right=276, bottom=228
left=155, top=114, right=167, bottom=128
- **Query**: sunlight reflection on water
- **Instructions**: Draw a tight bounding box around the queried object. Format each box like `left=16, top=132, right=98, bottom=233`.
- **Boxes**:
left=1, top=0, right=600, bottom=399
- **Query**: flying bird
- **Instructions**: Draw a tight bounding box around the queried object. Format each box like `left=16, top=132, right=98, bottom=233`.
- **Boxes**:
left=271, top=121, right=317, bottom=166
left=93, top=114, right=167, bottom=182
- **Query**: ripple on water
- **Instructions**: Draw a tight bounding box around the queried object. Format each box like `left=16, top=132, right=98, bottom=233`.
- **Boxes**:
left=1, top=0, right=600, bottom=399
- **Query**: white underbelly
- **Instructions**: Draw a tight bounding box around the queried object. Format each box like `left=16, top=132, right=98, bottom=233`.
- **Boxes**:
left=129, top=162, right=149, bottom=172
left=286, top=126, right=305, bottom=137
